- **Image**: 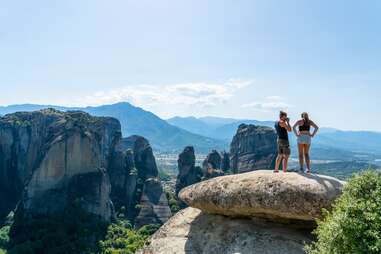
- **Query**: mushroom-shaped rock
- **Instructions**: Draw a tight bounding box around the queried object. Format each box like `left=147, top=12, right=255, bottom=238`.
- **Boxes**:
left=179, top=170, right=344, bottom=224
left=139, top=207, right=311, bottom=254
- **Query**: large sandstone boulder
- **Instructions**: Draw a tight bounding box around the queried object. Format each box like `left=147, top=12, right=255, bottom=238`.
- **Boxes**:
left=179, top=170, right=344, bottom=224
left=230, top=124, right=277, bottom=173
left=139, top=207, right=311, bottom=254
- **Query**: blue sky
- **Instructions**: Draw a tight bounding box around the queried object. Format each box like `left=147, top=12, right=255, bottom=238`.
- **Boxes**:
left=0, top=0, right=380, bottom=131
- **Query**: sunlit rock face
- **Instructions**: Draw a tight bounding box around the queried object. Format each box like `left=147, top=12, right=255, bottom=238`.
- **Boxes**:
left=0, top=109, right=121, bottom=223
left=180, top=170, right=345, bottom=224
left=141, top=171, right=345, bottom=254
left=230, top=124, right=277, bottom=173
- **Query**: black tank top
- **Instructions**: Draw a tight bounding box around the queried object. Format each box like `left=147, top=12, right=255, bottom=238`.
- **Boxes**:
left=275, top=121, right=288, bottom=141
left=299, top=120, right=311, bottom=132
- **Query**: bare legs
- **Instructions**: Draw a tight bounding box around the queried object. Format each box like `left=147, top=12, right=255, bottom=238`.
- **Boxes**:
left=275, top=154, right=289, bottom=172
left=304, top=144, right=311, bottom=172
left=298, top=143, right=304, bottom=171
left=297, top=143, right=311, bottom=173
left=282, top=155, right=289, bottom=172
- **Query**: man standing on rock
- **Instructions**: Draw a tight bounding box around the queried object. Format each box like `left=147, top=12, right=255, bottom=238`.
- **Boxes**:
left=274, top=111, right=292, bottom=173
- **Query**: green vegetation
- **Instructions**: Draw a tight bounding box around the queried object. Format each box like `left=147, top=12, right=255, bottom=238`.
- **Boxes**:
left=306, top=171, right=381, bottom=254
left=0, top=203, right=159, bottom=254
left=165, top=190, right=181, bottom=214
left=7, top=204, right=107, bottom=254
left=98, top=222, right=159, bottom=254
left=0, top=225, right=9, bottom=254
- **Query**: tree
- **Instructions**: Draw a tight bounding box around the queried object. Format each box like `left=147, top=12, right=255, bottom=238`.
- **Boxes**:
left=306, top=171, right=381, bottom=254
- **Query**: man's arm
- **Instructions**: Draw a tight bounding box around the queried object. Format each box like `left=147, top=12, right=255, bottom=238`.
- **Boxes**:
left=280, top=119, right=292, bottom=132
left=310, top=121, right=319, bottom=137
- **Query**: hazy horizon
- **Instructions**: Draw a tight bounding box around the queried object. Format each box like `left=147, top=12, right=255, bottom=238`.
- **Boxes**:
left=1, top=1, right=381, bottom=131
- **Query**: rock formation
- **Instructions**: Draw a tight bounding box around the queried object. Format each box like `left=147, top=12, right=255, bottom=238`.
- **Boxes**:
left=0, top=109, right=121, bottom=224
left=110, top=135, right=171, bottom=226
left=202, top=150, right=225, bottom=180
left=0, top=109, right=171, bottom=230
left=180, top=170, right=344, bottom=224
left=202, top=150, right=222, bottom=170
left=141, top=171, right=345, bottom=254
left=175, top=146, right=203, bottom=195
left=220, top=151, right=231, bottom=173
left=230, top=124, right=277, bottom=173
left=139, top=207, right=311, bottom=254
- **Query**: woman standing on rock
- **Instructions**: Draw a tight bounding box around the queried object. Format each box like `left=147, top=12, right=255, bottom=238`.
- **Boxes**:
left=293, top=112, right=319, bottom=173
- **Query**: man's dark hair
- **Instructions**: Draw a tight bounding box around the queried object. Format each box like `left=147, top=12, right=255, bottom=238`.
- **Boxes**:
left=279, top=111, right=287, bottom=118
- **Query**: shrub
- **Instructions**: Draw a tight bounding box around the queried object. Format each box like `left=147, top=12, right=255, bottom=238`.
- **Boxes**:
left=98, top=221, right=159, bottom=254
left=0, top=226, right=10, bottom=250
left=305, top=171, right=381, bottom=254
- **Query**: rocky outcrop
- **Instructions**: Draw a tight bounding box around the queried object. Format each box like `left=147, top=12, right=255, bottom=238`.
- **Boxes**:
left=139, top=207, right=312, bottom=254
left=220, top=151, right=230, bottom=173
left=134, top=178, right=172, bottom=228
left=110, top=135, right=171, bottom=226
left=0, top=109, right=171, bottom=230
left=180, top=170, right=344, bottom=224
left=202, top=150, right=225, bottom=180
left=230, top=124, right=277, bottom=173
left=142, top=171, right=344, bottom=254
left=0, top=109, right=121, bottom=224
left=175, top=146, right=203, bottom=196
left=202, top=150, right=222, bottom=171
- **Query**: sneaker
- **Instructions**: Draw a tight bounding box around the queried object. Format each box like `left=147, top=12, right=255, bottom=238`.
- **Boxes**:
left=299, top=168, right=304, bottom=173
left=306, top=169, right=311, bottom=174
left=273, top=170, right=279, bottom=173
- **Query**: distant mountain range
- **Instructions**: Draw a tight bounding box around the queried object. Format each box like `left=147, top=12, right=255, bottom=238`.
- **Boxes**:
left=168, top=116, right=381, bottom=159
left=1, top=103, right=381, bottom=160
left=0, top=103, right=227, bottom=153
left=167, top=116, right=273, bottom=140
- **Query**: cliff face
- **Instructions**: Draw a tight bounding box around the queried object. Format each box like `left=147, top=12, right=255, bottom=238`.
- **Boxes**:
left=0, top=109, right=171, bottom=230
left=110, top=135, right=171, bottom=226
left=0, top=109, right=121, bottom=224
left=230, top=124, right=277, bottom=173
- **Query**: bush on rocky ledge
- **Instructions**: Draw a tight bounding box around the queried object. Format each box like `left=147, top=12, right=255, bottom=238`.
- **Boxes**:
left=306, top=170, right=381, bottom=254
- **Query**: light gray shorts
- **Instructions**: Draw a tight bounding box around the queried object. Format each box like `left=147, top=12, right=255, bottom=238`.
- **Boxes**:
left=297, top=134, right=311, bottom=145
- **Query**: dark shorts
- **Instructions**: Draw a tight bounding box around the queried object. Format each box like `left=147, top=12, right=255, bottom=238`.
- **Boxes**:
left=277, top=139, right=290, bottom=156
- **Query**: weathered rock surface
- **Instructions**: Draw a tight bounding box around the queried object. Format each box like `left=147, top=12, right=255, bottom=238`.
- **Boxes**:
left=202, top=150, right=225, bottom=180
left=0, top=109, right=121, bottom=223
left=202, top=150, right=222, bottom=171
left=220, top=151, right=231, bottom=173
left=175, top=146, right=203, bottom=195
left=139, top=207, right=311, bottom=254
left=0, top=109, right=171, bottom=229
left=180, top=170, right=344, bottom=224
left=111, top=135, right=171, bottom=226
left=230, top=124, right=277, bottom=173
left=135, top=178, right=172, bottom=228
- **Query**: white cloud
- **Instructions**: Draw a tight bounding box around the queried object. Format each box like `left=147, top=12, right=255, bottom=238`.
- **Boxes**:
left=241, top=96, right=292, bottom=112
left=77, top=79, right=254, bottom=108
